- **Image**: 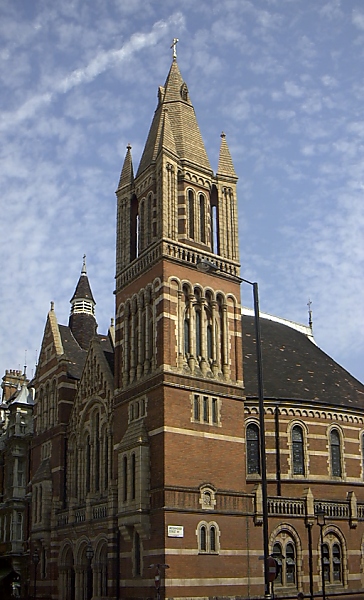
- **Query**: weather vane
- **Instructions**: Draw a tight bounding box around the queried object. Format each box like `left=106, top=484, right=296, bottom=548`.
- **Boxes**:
left=171, top=38, right=179, bottom=60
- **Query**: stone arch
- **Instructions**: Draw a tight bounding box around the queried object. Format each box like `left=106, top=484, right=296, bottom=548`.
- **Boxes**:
left=270, top=523, right=303, bottom=590
left=319, top=523, right=348, bottom=588
left=58, top=542, right=75, bottom=600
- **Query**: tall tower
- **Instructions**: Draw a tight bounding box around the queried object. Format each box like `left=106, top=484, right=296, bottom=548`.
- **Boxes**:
left=114, top=52, right=245, bottom=599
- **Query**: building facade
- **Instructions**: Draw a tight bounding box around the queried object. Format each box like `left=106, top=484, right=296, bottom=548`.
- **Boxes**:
left=0, top=370, right=33, bottom=599
left=13, top=54, right=364, bottom=600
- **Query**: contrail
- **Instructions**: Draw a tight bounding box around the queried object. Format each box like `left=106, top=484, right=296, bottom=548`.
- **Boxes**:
left=0, top=12, right=185, bottom=130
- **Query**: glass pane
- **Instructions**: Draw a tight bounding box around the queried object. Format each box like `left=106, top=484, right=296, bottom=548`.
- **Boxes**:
left=210, top=526, right=216, bottom=552
left=247, top=424, right=260, bottom=474
left=332, top=445, right=342, bottom=477
left=200, top=526, right=206, bottom=551
left=292, top=426, right=305, bottom=475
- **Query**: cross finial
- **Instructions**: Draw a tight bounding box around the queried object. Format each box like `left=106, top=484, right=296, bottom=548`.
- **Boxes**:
left=171, top=38, right=179, bottom=60
left=82, top=254, right=87, bottom=275
left=307, top=298, right=313, bottom=330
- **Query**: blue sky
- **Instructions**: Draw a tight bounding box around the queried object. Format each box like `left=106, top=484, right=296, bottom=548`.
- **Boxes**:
left=1, top=0, right=364, bottom=385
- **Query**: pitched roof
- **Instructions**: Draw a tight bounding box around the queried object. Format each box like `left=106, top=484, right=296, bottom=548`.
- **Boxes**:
left=10, top=382, right=34, bottom=406
left=242, top=314, right=364, bottom=408
left=136, top=59, right=212, bottom=176
left=58, top=325, right=87, bottom=379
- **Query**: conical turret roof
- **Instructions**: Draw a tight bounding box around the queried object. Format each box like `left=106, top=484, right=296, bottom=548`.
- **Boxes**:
left=137, top=59, right=212, bottom=176
left=70, top=255, right=95, bottom=304
left=68, top=256, right=97, bottom=351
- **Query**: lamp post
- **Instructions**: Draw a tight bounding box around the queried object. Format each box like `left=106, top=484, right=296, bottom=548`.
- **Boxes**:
left=196, top=260, right=270, bottom=599
left=32, top=548, right=40, bottom=600
left=247, top=280, right=270, bottom=600
left=86, top=542, right=94, bottom=600
left=317, top=508, right=326, bottom=600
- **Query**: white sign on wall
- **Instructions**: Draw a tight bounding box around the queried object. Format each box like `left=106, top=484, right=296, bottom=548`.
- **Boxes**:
left=167, top=525, right=184, bottom=538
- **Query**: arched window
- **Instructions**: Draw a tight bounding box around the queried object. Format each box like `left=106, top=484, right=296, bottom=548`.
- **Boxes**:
left=273, top=537, right=297, bottom=587
left=188, top=190, right=195, bottom=239
left=44, top=384, right=49, bottom=429
left=292, top=425, right=305, bottom=475
left=38, top=485, right=43, bottom=523
left=332, top=543, right=342, bottom=582
left=196, top=310, right=201, bottom=357
left=323, top=543, right=330, bottom=582
left=273, top=542, right=283, bottom=585
left=207, top=323, right=212, bottom=359
left=184, top=315, right=190, bottom=355
left=95, top=413, right=100, bottom=492
left=330, top=429, right=342, bottom=477
left=321, top=538, right=343, bottom=584
left=132, top=453, right=136, bottom=500
left=197, top=522, right=219, bottom=554
left=147, top=194, right=152, bottom=246
left=123, top=456, right=128, bottom=502
left=37, top=388, right=43, bottom=432
left=246, top=423, right=260, bottom=475
left=210, top=526, right=216, bottom=552
left=86, top=435, right=91, bottom=494
left=104, top=433, right=109, bottom=490
left=199, top=193, right=206, bottom=243
left=286, top=542, right=296, bottom=584
left=200, top=525, right=207, bottom=552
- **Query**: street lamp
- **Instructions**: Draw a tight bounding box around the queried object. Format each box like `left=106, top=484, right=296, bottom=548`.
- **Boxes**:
left=244, top=279, right=270, bottom=600
left=317, top=508, right=326, bottom=600
left=149, top=563, right=170, bottom=600
left=32, top=548, right=40, bottom=600
left=196, top=260, right=270, bottom=599
left=86, top=542, right=94, bottom=600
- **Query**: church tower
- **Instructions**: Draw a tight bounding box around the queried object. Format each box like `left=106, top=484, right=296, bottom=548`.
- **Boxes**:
left=114, top=49, right=245, bottom=599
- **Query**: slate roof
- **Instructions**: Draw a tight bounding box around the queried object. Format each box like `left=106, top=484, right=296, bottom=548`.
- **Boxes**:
left=59, top=324, right=87, bottom=379
left=242, top=314, right=364, bottom=409
left=97, top=334, right=114, bottom=376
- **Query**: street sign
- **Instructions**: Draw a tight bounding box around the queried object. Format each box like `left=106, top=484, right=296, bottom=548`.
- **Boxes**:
left=267, top=556, right=279, bottom=582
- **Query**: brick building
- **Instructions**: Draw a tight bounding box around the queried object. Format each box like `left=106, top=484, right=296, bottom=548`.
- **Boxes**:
left=0, top=370, right=33, bottom=599
left=23, top=53, right=364, bottom=600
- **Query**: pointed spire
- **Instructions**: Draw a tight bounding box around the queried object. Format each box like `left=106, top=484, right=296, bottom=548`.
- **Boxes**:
left=136, top=59, right=211, bottom=176
left=217, top=132, right=237, bottom=179
left=70, top=255, right=95, bottom=305
left=118, top=144, right=134, bottom=190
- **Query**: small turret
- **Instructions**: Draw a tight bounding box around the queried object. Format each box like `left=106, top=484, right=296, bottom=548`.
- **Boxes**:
left=68, top=256, right=97, bottom=350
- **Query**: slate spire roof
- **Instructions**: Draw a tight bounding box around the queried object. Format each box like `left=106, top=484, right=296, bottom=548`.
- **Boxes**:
left=70, top=255, right=95, bottom=305
left=136, top=58, right=212, bottom=177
